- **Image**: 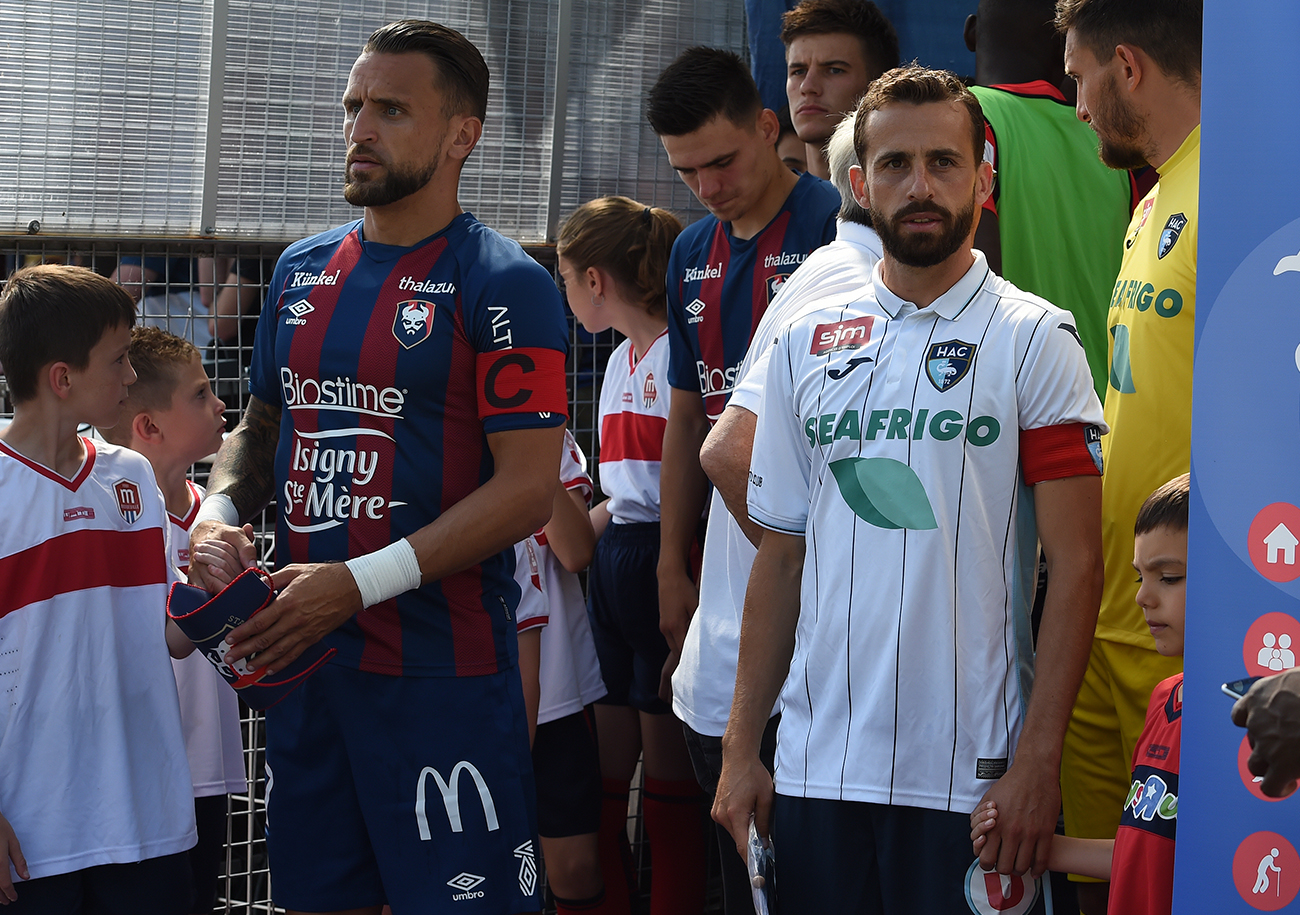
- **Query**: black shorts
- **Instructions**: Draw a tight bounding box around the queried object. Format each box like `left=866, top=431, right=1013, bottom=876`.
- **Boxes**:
left=587, top=521, right=670, bottom=714
left=772, top=795, right=1052, bottom=914
left=189, top=794, right=229, bottom=913
left=8, top=851, right=192, bottom=915
left=532, top=706, right=602, bottom=838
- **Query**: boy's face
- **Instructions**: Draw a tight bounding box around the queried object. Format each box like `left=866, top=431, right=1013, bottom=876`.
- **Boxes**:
left=1133, top=525, right=1188, bottom=657
left=70, top=323, right=137, bottom=429
left=155, top=355, right=227, bottom=463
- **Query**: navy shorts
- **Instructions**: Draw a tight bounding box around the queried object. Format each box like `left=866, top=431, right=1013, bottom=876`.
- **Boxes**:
left=532, top=705, right=602, bottom=838
left=7, top=852, right=191, bottom=915
left=587, top=521, right=670, bottom=713
left=264, top=664, right=539, bottom=914
left=773, top=795, right=1052, bottom=914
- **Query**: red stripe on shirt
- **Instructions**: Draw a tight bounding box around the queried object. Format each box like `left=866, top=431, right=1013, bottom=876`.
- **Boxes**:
left=698, top=224, right=731, bottom=421
left=753, top=210, right=793, bottom=336
left=0, top=527, right=167, bottom=619
left=600, top=412, right=668, bottom=464
left=1021, top=423, right=1102, bottom=485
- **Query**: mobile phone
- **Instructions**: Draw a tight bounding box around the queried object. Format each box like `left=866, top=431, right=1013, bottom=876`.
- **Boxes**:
left=1222, top=676, right=1263, bottom=699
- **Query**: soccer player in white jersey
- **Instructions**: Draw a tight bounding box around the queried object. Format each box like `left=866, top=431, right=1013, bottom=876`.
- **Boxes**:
left=672, top=108, right=882, bottom=915
left=714, top=66, right=1106, bottom=912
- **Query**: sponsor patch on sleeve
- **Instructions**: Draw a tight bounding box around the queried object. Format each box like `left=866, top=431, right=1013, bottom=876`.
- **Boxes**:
left=476, top=347, right=569, bottom=419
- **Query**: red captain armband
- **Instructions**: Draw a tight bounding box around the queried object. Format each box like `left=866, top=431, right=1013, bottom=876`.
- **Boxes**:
left=1020, top=423, right=1104, bottom=485
left=476, top=347, right=569, bottom=419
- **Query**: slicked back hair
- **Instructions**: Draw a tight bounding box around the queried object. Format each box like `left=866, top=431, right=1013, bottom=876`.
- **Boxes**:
left=99, top=326, right=201, bottom=446
left=1135, top=473, right=1190, bottom=536
left=364, top=19, right=490, bottom=121
left=852, top=65, right=985, bottom=168
left=0, top=265, right=136, bottom=404
left=781, top=0, right=901, bottom=76
left=1055, top=0, right=1202, bottom=86
left=647, top=47, right=763, bottom=137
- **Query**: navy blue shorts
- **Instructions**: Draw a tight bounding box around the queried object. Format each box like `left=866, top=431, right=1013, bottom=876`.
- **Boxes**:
left=772, top=794, right=1052, bottom=914
left=263, top=664, right=539, bottom=914
left=587, top=521, right=670, bottom=714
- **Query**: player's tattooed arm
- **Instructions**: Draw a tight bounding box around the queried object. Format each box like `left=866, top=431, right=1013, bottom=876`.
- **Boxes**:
left=208, top=394, right=281, bottom=519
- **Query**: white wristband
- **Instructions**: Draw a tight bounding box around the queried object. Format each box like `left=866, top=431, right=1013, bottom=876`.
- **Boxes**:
left=193, top=493, right=240, bottom=528
left=345, top=538, right=423, bottom=609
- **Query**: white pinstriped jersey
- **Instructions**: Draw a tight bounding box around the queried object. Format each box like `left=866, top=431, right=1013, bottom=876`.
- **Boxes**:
left=513, top=432, right=607, bottom=723
left=747, top=252, right=1104, bottom=811
left=597, top=331, right=669, bottom=524
left=169, top=481, right=248, bottom=797
left=0, top=439, right=196, bottom=879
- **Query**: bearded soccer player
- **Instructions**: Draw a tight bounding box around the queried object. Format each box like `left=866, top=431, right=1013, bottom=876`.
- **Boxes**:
left=713, top=66, right=1105, bottom=912
left=1056, top=2, right=1201, bottom=911
left=187, top=20, right=567, bottom=915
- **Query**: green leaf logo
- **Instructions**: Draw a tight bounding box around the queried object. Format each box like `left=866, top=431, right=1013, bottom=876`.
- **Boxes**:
left=1109, top=324, right=1136, bottom=394
left=829, top=457, right=938, bottom=530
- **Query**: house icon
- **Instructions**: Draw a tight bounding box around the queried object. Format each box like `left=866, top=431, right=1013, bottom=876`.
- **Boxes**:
left=1265, top=523, right=1300, bottom=565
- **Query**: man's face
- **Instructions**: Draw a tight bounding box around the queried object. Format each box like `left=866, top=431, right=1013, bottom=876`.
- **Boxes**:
left=660, top=113, right=774, bottom=224
left=857, top=101, right=989, bottom=269
left=786, top=33, right=875, bottom=145
left=342, top=52, right=451, bottom=207
left=1064, top=31, right=1150, bottom=170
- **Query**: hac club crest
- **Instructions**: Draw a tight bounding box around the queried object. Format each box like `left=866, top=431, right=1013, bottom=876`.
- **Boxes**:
left=1158, top=213, right=1188, bottom=259
left=926, top=340, right=976, bottom=392
left=114, top=479, right=143, bottom=524
left=393, top=299, right=435, bottom=349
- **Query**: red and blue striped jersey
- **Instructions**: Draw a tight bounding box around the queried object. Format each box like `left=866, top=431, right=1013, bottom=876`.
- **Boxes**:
left=665, top=172, right=839, bottom=422
left=250, top=214, right=569, bottom=678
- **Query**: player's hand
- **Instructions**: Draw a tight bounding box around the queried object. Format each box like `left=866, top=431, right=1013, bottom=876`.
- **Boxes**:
left=0, top=811, right=28, bottom=904
left=1233, top=669, right=1300, bottom=797
left=657, top=566, right=698, bottom=654
left=659, top=649, right=681, bottom=705
left=977, top=756, right=1059, bottom=877
left=713, top=748, right=774, bottom=859
left=221, top=562, right=362, bottom=674
left=188, top=521, right=256, bottom=592
left=971, top=800, right=999, bottom=858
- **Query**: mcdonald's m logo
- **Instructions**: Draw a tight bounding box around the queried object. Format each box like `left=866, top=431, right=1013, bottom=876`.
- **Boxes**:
left=415, top=761, right=500, bottom=839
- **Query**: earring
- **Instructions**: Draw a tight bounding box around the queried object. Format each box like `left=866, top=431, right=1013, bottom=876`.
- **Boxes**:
left=591, top=294, right=605, bottom=308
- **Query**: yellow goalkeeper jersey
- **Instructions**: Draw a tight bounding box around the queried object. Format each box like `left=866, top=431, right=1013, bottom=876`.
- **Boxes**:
left=1097, top=126, right=1199, bottom=645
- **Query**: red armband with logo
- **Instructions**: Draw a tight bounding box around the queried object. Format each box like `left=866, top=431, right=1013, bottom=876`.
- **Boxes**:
left=476, top=348, right=569, bottom=419
left=1020, top=423, right=1104, bottom=484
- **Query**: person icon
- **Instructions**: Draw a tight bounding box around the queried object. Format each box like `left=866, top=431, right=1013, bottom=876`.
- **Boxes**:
left=1280, top=633, right=1296, bottom=669
left=1254, top=848, right=1282, bottom=896
left=1260, top=632, right=1281, bottom=669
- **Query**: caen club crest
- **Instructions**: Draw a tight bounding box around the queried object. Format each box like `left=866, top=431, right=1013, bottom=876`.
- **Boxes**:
left=643, top=372, right=658, bottom=408
left=926, top=340, right=976, bottom=392
left=393, top=299, right=435, bottom=349
left=766, top=274, right=789, bottom=303
left=114, top=479, right=142, bottom=524
left=1158, top=213, right=1188, bottom=259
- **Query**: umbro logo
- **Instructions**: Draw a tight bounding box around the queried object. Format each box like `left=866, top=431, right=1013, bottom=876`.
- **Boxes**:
left=686, top=298, right=707, bottom=325
left=448, top=872, right=486, bottom=901
left=286, top=300, right=314, bottom=326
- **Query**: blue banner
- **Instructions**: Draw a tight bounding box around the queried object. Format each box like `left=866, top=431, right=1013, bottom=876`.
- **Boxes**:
left=1181, top=1, right=1300, bottom=909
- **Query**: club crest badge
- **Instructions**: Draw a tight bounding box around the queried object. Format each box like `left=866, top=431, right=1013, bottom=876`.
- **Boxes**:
left=643, top=372, right=658, bottom=408
left=1086, top=424, right=1104, bottom=474
left=964, top=859, right=1040, bottom=915
left=114, top=479, right=143, bottom=524
left=1158, top=213, right=1188, bottom=259
left=1126, top=197, right=1155, bottom=249
left=766, top=273, right=789, bottom=303
left=393, top=299, right=435, bottom=349
left=926, top=340, right=976, bottom=392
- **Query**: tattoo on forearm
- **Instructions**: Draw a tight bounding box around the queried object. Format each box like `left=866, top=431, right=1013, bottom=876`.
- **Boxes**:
left=208, top=396, right=282, bottom=520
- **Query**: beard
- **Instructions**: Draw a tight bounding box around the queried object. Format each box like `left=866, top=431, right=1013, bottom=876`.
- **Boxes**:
left=342, top=148, right=437, bottom=207
left=1092, top=73, right=1150, bottom=170
left=869, top=194, right=977, bottom=269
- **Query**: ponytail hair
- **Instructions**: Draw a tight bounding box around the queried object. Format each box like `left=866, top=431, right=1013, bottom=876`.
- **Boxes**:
left=556, top=196, right=683, bottom=318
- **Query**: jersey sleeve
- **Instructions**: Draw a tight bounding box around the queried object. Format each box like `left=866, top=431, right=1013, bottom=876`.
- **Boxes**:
left=730, top=330, right=780, bottom=415
left=664, top=239, right=699, bottom=393
left=747, top=326, right=812, bottom=534
left=248, top=249, right=295, bottom=405
left=512, top=537, right=549, bottom=632
left=465, top=255, right=570, bottom=433
left=560, top=430, right=594, bottom=506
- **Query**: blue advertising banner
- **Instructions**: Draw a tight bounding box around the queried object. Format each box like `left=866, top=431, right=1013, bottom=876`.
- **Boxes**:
left=1180, top=1, right=1300, bottom=909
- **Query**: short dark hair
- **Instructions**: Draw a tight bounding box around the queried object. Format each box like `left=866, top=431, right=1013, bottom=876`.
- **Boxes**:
left=1055, top=0, right=1202, bottom=86
left=1135, top=473, right=1190, bottom=536
left=557, top=197, right=684, bottom=317
left=647, top=47, right=763, bottom=137
left=781, top=0, right=901, bottom=76
left=0, top=265, right=136, bottom=404
left=364, top=19, right=490, bottom=121
left=98, top=327, right=201, bottom=446
left=853, top=65, right=985, bottom=166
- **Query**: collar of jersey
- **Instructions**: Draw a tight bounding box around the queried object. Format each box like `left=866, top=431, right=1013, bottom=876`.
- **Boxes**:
left=353, top=212, right=472, bottom=261
left=1158, top=124, right=1200, bottom=181
left=836, top=220, right=884, bottom=261
left=871, top=248, right=991, bottom=321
